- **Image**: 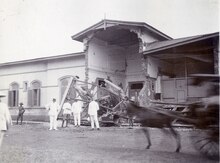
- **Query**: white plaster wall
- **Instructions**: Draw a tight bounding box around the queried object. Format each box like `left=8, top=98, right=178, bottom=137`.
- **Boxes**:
left=147, top=56, right=160, bottom=78
left=88, top=38, right=126, bottom=87
left=46, top=56, right=85, bottom=86
left=88, top=38, right=126, bottom=72
left=47, top=56, right=84, bottom=69
left=86, top=28, right=163, bottom=93
left=125, top=44, right=145, bottom=83
left=0, top=55, right=86, bottom=106
left=43, top=56, right=85, bottom=104
left=141, top=31, right=159, bottom=43
left=0, top=69, right=47, bottom=107
left=129, top=27, right=159, bottom=43
left=89, top=69, right=125, bottom=85
left=88, top=38, right=147, bottom=90
left=46, top=66, right=85, bottom=103
left=0, top=62, right=47, bottom=76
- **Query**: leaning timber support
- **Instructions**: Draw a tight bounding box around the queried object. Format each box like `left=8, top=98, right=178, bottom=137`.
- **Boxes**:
left=58, top=76, right=74, bottom=116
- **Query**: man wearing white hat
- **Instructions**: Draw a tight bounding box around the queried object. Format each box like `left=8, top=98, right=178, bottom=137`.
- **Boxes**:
left=0, top=93, right=12, bottom=147
left=45, top=98, right=60, bottom=130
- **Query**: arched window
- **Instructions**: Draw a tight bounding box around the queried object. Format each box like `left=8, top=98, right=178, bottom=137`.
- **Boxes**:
left=8, top=82, right=19, bottom=107
left=28, top=80, right=41, bottom=107
left=59, top=76, right=76, bottom=102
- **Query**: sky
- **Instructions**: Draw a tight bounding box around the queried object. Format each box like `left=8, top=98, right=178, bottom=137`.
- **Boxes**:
left=0, top=0, right=219, bottom=63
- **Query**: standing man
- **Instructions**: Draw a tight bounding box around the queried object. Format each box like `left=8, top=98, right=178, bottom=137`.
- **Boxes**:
left=88, top=98, right=100, bottom=130
left=61, top=98, right=72, bottom=128
left=0, top=93, right=12, bottom=147
left=45, top=98, right=59, bottom=130
left=16, top=102, right=25, bottom=125
left=72, top=98, right=83, bottom=127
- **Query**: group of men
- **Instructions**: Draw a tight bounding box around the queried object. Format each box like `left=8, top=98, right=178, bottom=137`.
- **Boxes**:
left=0, top=92, right=100, bottom=147
left=0, top=92, right=101, bottom=150
left=62, top=98, right=83, bottom=128
left=45, top=97, right=100, bottom=131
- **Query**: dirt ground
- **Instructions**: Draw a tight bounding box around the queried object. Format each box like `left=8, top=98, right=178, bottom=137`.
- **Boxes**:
left=0, top=122, right=218, bottom=163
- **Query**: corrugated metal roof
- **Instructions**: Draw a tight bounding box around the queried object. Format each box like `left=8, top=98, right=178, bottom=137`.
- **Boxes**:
left=143, top=32, right=219, bottom=55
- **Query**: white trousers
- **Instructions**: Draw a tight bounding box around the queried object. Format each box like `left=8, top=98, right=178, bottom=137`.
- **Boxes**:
left=0, top=131, right=4, bottom=148
left=90, top=115, right=100, bottom=129
left=49, top=115, right=57, bottom=129
left=73, top=113, right=81, bottom=126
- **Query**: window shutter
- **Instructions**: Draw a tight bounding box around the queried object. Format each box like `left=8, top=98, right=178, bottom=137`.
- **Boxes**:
left=27, top=89, right=33, bottom=107
left=37, top=89, right=41, bottom=106
left=16, top=90, right=19, bottom=107
left=8, top=91, right=13, bottom=107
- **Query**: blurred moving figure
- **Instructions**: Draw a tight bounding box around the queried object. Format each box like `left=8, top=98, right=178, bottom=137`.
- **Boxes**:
left=0, top=93, right=12, bottom=147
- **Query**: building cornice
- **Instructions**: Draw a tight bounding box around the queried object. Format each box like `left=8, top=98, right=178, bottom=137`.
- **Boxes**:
left=143, top=32, right=219, bottom=55
left=0, top=52, right=85, bottom=67
left=71, top=19, right=172, bottom=42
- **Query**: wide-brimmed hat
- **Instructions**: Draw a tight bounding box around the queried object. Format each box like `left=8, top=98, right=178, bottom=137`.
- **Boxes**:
left=19, top=102, right=23, bottom=105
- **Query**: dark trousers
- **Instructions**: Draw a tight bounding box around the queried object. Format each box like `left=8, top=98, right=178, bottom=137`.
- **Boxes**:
left=17, top=113, right=24, bottom=124
left=62, top=114, right=70, bottom=127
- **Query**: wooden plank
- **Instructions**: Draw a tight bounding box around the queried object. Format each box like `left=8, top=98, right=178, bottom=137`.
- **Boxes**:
left=58, top=76, right=74, bottom=116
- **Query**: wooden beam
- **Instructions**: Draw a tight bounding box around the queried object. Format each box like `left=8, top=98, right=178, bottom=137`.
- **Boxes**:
left=186, top=55, right=213, bottom=63
left=58, top=76, right=74, bottom=116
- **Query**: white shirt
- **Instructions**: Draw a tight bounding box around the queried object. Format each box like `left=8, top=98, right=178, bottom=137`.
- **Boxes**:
left=0, top=102, right=12, bottom=131
left=46, top=102, right=59, bottom=116
left=88, top=100, right=99, bottom=116
left=62, top=102, right=72, bottom=114
left=72, top=101, right=83, bottom=114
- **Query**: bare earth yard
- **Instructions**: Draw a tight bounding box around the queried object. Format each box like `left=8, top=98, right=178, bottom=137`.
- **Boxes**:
left=0, top=122, right=218, bottom=163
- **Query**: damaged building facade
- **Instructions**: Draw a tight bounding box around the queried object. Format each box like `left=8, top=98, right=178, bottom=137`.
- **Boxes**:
left=0, top=19, right=219, bottom=119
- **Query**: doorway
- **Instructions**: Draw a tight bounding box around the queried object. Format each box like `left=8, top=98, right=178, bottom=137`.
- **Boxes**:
left=129, top=82, right=144, bottom=99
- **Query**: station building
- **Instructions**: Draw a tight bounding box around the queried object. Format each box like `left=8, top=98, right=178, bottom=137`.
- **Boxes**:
left=0, top=19, right=218, bottom=120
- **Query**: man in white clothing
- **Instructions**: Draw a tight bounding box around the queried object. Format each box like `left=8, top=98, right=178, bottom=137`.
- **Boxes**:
left=0, top=93, right=12, bottom=147
left=45, top=98, right=59, bottom=130
left=72, top=99, right=83, bottom=127
left=88, top=99, right=100, bottom=130
left=61, top=98, right=72, bottom=127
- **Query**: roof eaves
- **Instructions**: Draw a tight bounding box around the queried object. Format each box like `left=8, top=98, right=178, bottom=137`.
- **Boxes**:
left=71, top=19, right=172, bottom=42
left=144, top=32, right=219, bottom=55
left=0, top=52, right=85, bottom=67
left=71, top=20, right=105, bottom=41
left=142, top=23, right=172, bottom=40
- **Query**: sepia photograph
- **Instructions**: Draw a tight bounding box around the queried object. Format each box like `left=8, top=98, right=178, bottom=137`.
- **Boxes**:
left=0, top=0, right=219, bottom=162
